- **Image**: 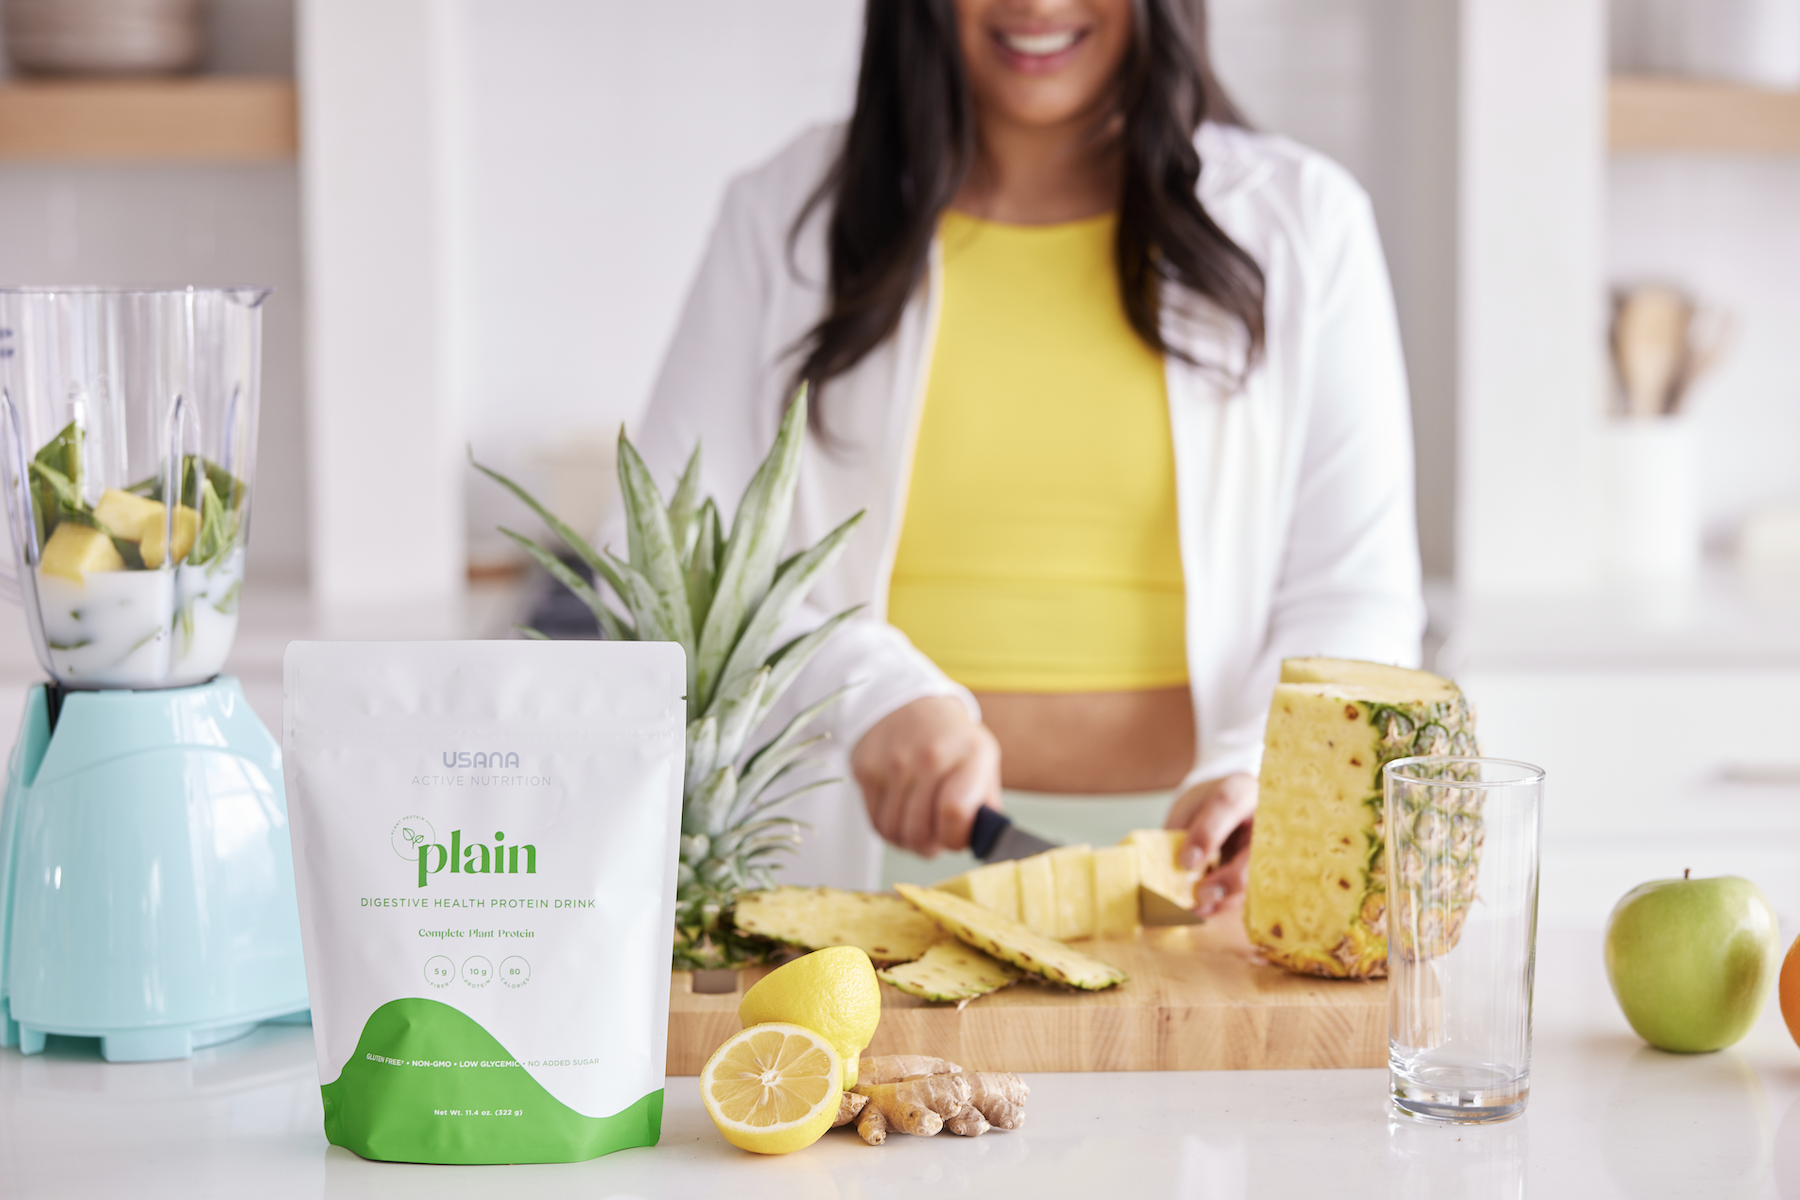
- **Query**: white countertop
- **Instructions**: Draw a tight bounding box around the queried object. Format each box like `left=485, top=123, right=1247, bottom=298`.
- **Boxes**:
left=2, top=929, right=1795, bottom=1199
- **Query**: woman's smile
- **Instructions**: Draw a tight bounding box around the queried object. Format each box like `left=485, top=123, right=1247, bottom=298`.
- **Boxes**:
left=990, top=25, right=1091, bottom=73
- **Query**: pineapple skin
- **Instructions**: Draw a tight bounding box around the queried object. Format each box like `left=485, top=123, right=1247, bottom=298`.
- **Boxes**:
left=1245, top=670, right=1477, bottom=980
left=730, top=886, right=943, bottom=964
left=895, top=883, right=1128, bottom=991
left=877, top=940, right=1020, bottom=1002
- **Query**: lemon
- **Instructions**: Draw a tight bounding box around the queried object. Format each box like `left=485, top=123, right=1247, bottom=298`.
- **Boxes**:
left=700, top=1022, right=843, bottom=1154
left=738, top=946, right=880, bottom=1088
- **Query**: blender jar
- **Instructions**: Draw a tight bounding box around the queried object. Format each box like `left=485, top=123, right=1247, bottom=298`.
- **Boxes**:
left=0, top=287, right=267, bottom=689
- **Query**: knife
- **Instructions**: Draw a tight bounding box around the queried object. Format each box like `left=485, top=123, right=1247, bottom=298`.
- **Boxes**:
left=965, top=806, right=1207, bottom=927
left=968, top=805, right=1059, bottom=864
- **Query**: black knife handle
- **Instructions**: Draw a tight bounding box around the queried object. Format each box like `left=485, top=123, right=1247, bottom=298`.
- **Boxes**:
left=969, top=806, right=1010, bottom=860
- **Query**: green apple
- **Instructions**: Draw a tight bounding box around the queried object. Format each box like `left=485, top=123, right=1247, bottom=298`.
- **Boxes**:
left=1604, top=872, right=1781, bottom=1053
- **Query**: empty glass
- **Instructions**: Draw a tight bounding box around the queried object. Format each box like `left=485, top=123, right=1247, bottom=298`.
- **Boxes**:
left=1386, top=757, right=1543, bottom=1124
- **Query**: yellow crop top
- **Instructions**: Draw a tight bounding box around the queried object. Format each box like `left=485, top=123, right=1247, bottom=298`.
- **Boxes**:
left=886, top=209, right=1188, bottom=693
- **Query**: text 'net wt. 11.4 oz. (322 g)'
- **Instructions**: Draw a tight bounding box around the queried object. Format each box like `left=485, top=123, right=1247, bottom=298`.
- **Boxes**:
left=283, top=640, right=686, bottom=1164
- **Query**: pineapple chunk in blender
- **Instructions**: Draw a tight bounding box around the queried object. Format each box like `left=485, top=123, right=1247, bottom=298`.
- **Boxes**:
left=93, top=488, right=165, bottom=542
left=39, top=522, right=125, bottom=581
left=140, top=503, right=200, bottom=568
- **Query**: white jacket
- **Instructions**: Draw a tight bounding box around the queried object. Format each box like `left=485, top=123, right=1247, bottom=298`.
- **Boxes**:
left=617, top=122, right=1424, bottom=890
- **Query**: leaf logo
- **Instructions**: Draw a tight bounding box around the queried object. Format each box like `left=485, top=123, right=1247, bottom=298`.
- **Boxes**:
left=390, top=815, right=437, bottom=861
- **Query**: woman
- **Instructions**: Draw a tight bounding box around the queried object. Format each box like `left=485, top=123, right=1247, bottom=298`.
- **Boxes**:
left=628, top=0, right=1423, bottom=916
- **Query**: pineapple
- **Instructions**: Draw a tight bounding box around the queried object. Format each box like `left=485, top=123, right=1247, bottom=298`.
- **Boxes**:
left=1244, top=657, right=1479, bottom=979
left=731, top=886, right=943, bottom=964
left=934, top=829, right=1200, bottom=941
left=878, top=940, right=1020, bottom=1002
left=937, top=861, right=1022, bottom=920
left=474, top=390, right=865, bottom=969
left=1090, top=845, right=1140, bottom=937
left=1123, top=829, right=1202, bottom=909
left=895, top=883, right=1127, bottom=991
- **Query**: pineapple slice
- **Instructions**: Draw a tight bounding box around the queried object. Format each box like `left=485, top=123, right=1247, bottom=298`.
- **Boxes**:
left=39, top=522, right=125, bottom=582
left=1091, top=845, right=1140, bottom=937
left=1016, top=852, right=1056, bottom=936
left=894, top=883, right=1127, bottom=991
left=937, top=830, right=1193, bottom=940
left=1124, top=829, right=1202, bottom=909
left=1245, top=657, right=1478, bottom=980
left=731, top=886, right=941, bottom=965
left=1047, top=846, right=1095, bottom=940
left=877, top=940, right=1020, bottom=1002
left=140, top=503, right=199, bottom=568
left=938, top=860, right=1021, bottom=921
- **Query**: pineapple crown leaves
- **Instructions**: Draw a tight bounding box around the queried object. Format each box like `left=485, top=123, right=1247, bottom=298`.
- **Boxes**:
left=470, top=385, right=865, bottom=969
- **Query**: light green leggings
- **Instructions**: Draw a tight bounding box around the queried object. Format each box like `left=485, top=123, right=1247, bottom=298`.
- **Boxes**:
left=879, top=788, right=1177, bottom=888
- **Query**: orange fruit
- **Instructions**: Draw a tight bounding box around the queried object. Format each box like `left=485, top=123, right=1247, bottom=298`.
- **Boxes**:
left=1779, top=933, right=1800, bottom=1046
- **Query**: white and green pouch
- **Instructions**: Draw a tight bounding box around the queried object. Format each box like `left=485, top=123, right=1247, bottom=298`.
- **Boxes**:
left=284, top=640, right=685, bottom=1164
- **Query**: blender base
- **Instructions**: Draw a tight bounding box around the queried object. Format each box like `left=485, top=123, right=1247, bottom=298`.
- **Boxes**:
left=0, top=678, right=310, bottom=1062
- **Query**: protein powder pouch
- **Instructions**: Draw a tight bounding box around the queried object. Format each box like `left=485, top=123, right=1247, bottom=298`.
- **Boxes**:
left=283, top=640, right=685, bottom=1164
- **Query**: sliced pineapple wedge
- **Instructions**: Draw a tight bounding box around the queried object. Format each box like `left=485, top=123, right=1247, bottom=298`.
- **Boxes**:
left=878, top=939, right=1020, bottom=1003
left=1124, top=829, right=1203, bottom=910
left=731, top=886, right=942, bottom=965
left=894, top=883, right=1127, bottom=991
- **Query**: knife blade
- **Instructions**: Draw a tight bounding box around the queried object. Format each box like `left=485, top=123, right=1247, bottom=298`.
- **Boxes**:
left=1138, top=884, right=1204, bottom=926
left=969, top=806, right=1060, bottom=862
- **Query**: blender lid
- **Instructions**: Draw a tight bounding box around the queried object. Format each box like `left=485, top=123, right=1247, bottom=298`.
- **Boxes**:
left=0, top=285, right=272, bottom=306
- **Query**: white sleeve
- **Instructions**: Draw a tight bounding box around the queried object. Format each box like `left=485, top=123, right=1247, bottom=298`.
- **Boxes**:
left=1184, top=170, right=1426, bottom=790
left=609, top=172, right=977, bottom=754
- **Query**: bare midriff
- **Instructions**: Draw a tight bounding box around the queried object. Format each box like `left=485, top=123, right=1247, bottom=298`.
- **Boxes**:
left=976, top=686, right=1195, bottom=794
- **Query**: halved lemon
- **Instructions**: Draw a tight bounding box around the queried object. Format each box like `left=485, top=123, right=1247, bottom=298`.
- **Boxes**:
left=700, top=1022, right=843, bottom=1155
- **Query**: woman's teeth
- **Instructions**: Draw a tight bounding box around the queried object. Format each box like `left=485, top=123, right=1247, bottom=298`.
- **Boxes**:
left=999, top=29, right=1081, bottom=57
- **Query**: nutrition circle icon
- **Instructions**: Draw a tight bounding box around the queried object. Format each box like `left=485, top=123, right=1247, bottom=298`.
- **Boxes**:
left=424, top=956, right=454, bottom=989
left=462, top=956, right=494, bottom=987
left=391, top=815, right=436, bottom=860
left=500, top=956, right=531, bottom=988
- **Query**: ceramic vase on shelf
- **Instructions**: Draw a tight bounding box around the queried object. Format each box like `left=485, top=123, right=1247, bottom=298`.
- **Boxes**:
left=2, top=0, right=206, bottom=77
left=1602, top=415, right=1702, bottom=582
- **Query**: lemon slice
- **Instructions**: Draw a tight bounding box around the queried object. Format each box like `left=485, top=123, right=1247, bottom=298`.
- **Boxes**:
left=700, top=1022, right=843, bottom=1155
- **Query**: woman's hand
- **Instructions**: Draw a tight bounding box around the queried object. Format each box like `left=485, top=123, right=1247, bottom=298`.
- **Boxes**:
left=1166, top=772, right=1258, bottom=918
left=852, top=695, right=1002, bottom=857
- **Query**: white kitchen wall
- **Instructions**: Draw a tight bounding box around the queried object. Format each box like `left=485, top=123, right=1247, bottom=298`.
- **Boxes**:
left=449, top=0, right=863, bottom=562
left=1608, top=156, right=1800, bottom=546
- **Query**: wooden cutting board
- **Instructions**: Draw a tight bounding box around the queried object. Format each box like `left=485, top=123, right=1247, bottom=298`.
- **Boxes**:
left=666, top=919, right=1386, bottom=1074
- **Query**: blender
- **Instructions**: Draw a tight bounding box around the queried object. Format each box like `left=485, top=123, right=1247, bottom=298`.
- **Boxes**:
left=0, top=287, right=308, bottom=1062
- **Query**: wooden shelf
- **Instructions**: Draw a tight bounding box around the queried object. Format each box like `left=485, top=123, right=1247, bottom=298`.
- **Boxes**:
left=1610, top=74, right=1800, bottom=154
left=0, top=77, right=296, bottom=161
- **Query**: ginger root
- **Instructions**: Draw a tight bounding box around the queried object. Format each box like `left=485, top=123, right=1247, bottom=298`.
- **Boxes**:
left=966, top=1071, right=1029, bottom=1130
left=857, top=1102, right=890, bottom=1146
left=840, top=1055, right=1027, bottom=1143
left=832, top=1090, right=868, bottom=1128
left=859, top=1054, right=963, bottom=1085
left=945, top=1104, right=990, bottom=1137
left=851, top=1074, right=971, bottom=1137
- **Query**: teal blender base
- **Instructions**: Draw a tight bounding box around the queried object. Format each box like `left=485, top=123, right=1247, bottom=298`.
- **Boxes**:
left=0, top=678, right=309, bottom=1062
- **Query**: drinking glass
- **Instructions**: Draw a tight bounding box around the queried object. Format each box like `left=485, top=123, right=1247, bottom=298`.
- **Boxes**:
left=1385, top=756, right=1543, bottom=1123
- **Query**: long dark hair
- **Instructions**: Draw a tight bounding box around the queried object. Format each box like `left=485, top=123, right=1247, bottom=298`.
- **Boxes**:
left=792, top=0, right=1265, bottom=421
